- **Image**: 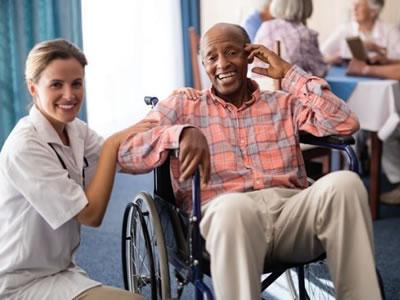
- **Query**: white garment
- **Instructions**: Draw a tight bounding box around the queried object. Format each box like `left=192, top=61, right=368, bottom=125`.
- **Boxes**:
left=321, top=20, right=400, bottom=60
left=0, top=106, right=103, bottom=299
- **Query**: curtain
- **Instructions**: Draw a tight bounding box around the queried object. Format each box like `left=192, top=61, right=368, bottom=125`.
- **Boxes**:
left=0, top=0, right=84, bottom=147
left=180, top=0, right=201, bottom=87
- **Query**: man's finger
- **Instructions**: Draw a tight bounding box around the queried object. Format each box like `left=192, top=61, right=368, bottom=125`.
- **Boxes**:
left=251, top=67, right=271, bottom=77
left=180, top=156, right=200, bottom=181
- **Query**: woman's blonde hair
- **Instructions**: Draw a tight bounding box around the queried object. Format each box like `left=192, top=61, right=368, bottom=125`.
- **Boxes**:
left=25, top=38, right=87, bottom=84
left=270, top=0, right=313, bottom=23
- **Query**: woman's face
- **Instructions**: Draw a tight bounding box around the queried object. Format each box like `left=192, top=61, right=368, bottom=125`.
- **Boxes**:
left=28, top=58, right=84, bottom=131
left=352, top=0, right=376, bottom=23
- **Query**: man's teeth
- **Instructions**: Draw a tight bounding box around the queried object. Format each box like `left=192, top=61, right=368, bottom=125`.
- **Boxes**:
left=58, top=104, right=75, bottom=109
left=218, top=72, right=235, bottom=80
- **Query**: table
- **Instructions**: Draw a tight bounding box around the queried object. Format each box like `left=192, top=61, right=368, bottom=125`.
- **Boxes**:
left=327, top=66, right=400, bottom=219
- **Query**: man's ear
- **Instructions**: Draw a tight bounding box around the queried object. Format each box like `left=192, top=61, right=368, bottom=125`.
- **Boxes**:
left=27, top=80, right=36, bottom=97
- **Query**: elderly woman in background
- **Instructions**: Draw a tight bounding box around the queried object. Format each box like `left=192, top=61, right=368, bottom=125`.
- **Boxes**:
left=253, top=0, right=328, bottom=77
left=322, top=0, right=400, bottom=65
left=242, top=0, right=274, bottom=42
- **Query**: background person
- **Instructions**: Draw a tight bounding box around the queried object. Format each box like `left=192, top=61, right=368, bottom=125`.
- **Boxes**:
left=118, top=23, right=382, bottom=300
left=241, top=0, right=274, bottom=43
left=253, top=0, right=328, bottom=77
left=0, top=39, right=150, bottom=300
left=322, top=0, right=400, bottom=65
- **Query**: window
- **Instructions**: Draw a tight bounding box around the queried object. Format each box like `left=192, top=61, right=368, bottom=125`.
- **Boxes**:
left=81, top=0, right=184, bottom=137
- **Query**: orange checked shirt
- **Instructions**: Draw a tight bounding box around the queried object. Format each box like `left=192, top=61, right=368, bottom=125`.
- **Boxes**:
left=118, top=66, right=359, bottom=211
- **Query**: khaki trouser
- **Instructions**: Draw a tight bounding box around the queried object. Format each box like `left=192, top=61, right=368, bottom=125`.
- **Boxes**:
left=74, top=285, right=144, bottom=300
left=200, top=170, right=381, bottom=300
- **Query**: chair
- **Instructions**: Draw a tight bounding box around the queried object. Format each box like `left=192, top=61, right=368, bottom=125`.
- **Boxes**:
left=273, top=40, right=332, bottom=179
left=121, top=97, right=384, bottom=300
left=188, top=27, right=210, bottom=90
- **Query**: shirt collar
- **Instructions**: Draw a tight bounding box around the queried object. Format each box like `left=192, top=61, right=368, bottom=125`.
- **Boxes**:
left=29, top=105, right=64, bottom=145
left=208, top=78, right=261, bottom=110
left=29, top=105, right=81, bottom=148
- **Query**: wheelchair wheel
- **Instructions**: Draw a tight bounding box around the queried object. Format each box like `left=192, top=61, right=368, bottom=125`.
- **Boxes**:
left=122, top=192, right=171, bottom=300
left=286, top=261, right=335, bottom=300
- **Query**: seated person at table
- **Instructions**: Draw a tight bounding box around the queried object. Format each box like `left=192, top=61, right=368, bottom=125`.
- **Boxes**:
left=347, top=58, right=400, bottom=80
left=347, top=57, right=400, bottom=204
left=253, top=0, right=327, bottom=77
left=322, top=0, right=400, bottom=65
left=241, top=0, right=273, bottom=43
left=117, top=23, right=381, bottom=300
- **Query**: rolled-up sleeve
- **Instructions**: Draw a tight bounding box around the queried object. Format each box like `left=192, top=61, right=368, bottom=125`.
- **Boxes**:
left=282, top=66, right=359, bottom=136
left=118, top=96, right=193, bottom=173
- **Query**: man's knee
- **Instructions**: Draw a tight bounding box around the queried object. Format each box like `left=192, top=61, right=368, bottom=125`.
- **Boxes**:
left=200, top=193, right=257, bottom=237
left=315, top=170, right=368, bottom=208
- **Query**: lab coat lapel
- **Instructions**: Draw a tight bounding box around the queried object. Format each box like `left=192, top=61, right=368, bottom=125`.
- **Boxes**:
left=66, top=122, right=85, bottom=172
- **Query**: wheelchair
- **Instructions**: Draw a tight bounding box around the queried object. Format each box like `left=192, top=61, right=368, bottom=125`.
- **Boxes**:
left=121, top=97, right=384, bottom=300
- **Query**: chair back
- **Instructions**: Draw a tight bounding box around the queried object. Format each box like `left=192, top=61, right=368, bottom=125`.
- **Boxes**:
left=273, top=40, right=282, bottom=90
left=188, top=26, right=211, bottom=90
left=189, top=27, right=202, bottom=90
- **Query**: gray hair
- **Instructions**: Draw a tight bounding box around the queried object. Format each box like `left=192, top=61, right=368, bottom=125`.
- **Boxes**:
left=366, top=0, right=384, bottom=13
left=270, top=0, right=313, bottom=23
left=255, top=0, right=272, bottom=10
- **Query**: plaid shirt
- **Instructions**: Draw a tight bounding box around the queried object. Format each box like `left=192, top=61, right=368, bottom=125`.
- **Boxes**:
left=118, top=66, right=359, bottom=210
left=254, top=19, right=328, bottom=78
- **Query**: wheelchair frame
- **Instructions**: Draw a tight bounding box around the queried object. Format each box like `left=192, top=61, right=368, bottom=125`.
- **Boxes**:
left=121, top=97, right=384, bottom=300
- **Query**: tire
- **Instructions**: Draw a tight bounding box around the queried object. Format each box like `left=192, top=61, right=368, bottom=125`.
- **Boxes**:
left=286, top=261, right=335, bottom=300
left=122, top=192, right=171, bottom=299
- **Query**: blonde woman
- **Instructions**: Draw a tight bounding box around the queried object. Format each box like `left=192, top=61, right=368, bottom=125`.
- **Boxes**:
left=0, top=39, right=152, bottom=300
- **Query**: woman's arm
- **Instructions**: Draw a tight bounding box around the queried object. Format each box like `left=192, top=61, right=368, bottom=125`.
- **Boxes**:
left=347, top=59, right=400, bottom=80
left=75, top=121, right=156, bottom=227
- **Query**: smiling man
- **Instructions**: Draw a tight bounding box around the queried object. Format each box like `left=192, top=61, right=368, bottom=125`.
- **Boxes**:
left=118, top=23, right=381, bottom=300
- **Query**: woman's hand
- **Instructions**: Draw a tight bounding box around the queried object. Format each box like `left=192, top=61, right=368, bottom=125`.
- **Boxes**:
left=245, top=43, right=292, bottom=79
left=364, top=41, right=386, bottom=56
left=111, top=120, right=158, bottom=149
left=170, top=87, right=202, bottom=100
left=346, top=59, right=370, bottom=76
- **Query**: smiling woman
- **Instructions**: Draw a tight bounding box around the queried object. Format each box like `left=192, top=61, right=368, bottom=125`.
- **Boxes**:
left=0, top=39, right=149, bottom=300
left=27, top=58, right=85, bottom=142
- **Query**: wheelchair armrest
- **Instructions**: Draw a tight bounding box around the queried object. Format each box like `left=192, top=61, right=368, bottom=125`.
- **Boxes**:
left=299, top=132, right=359, bottom=173
left=299, top=132, right=355, bottom=146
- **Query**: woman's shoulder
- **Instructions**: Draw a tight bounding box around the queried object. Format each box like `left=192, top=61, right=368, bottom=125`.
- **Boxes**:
left=0, top=117, right=48, bottom=165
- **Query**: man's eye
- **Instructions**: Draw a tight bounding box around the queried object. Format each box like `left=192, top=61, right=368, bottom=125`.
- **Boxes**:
left=72, top=82, right=82, bottom=88
left=207, top=56, right=216, bottom=62
left=227, top=50, right=237, bottom=56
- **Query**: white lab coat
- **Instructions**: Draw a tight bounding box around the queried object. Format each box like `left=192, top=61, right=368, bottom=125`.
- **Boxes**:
left=0, top=106, right=103, bottom=299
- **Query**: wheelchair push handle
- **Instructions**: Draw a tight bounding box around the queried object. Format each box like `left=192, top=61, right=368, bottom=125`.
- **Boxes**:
left=144, top=96, right=159, bottom=107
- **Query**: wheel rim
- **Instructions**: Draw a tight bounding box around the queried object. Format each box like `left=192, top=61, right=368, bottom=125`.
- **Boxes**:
left=123, top=199, right=158, bottom=299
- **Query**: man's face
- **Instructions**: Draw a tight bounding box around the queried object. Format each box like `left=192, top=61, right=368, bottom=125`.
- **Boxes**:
left=201, top=25, right=249, bottom=102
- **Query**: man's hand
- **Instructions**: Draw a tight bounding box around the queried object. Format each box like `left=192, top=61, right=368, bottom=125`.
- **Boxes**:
left=179, top=127, right=211, bottom=184
left=245, top=43, right=292, bottom=79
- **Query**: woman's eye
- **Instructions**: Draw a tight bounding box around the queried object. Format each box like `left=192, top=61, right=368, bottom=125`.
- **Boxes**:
left=50, top=82, right=62, bottom=88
